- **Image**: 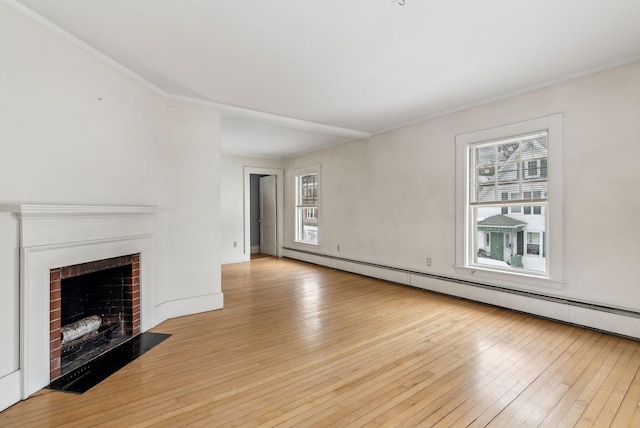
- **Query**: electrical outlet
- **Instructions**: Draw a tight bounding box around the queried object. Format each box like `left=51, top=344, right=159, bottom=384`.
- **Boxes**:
left=337, top=245, right=341, bottom=252
left=233, top=241, right=237, bottom=248
left=427, top=258, right=432, bottom=267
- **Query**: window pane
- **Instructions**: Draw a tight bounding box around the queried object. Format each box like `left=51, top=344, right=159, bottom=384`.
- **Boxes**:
left=521, top=135, right=547, bottom=160
left=523, top=160, right=539, bottom=179
left=497, top=162, right=519, bottom=183
left=474, top=206, right=546, bottom=273
left=300, top=173, right=318, bottom=206
left=496, top=142, right=519, bottom=183
left=477, top=185, right=496, bottom=203
left=497, top=183, right=519, bottom=199
left=522, top=182, right=547, bottom=199
left=476, top=146, right=496, bottom=166
left=470, top=132, right=547, bottom=204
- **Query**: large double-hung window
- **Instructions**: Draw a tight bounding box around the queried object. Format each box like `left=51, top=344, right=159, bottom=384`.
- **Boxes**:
left=456, top=114, right=564, bottom=285
left=295, top=167, right=320, bottom=245
left=470, top=132, right=548, bottom=272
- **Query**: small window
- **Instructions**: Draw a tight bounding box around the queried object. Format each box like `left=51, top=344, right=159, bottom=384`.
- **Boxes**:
left=510, top=192, right=521, bottom=213
left=294, top=167, right=320, bottom=245
left=527, top=232, right=541, bottom=255
left=524, top=160, right=539, bottom=179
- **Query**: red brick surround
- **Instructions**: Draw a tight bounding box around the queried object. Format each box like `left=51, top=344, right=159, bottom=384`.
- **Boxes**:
left=49, top=254, right=140, bottom=380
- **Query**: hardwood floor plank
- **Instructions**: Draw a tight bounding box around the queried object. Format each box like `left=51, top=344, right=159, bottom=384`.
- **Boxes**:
left=592, top=342, right=640, bottom=426
left=282, top=309, right=521, bottom=427
left=610, top=350, right=640, bottom=427
left=537, top=339, right=635, bottom=427
left=533, top=336, right=624, bottom=427
left=479, top=330, right=600, bottom=427
left=2, top=257, right=640, bottom=427
left=420, top=322, right=570, bottom=427
left=364, top=317, right=554, bottom=427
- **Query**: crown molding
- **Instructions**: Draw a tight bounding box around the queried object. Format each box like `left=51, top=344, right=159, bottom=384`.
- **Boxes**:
left=373, top=54, right=640, bottom=136
left=3, top=0, right=370, bottom=140
left=2, top=0, right=169, bottom=97
left=6, top=0, right=636, bottom=142
left=168, top=94, right=370, bottom=139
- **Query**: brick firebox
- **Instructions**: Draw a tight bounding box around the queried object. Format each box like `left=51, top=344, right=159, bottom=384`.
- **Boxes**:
left=49, top=254, right=140, bottom=381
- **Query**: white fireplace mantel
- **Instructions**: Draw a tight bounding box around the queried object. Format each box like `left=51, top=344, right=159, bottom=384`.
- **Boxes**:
left=4, top=204, right=158, bottom=217
left=3, top=204, right=158, bottom=247
left=2, top=204, right=158, bottom=399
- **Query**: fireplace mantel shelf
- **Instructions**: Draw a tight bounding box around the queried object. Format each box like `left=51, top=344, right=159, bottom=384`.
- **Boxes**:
left=1, top=204, right=158, bottom=218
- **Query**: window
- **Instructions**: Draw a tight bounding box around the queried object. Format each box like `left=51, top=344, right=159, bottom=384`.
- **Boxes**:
left=456, top=114, right=564, bottom=285
left=295, top=167, right=320, bottom=245
left=527, top=232, right=541, bottom=255
left=469, top=130, right=548, bottom=273
left=510, top=192, right=521, bottom=213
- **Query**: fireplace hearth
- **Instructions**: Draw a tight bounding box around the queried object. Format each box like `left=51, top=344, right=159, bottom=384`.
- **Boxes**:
left=47, top=331, right=170, bottom=394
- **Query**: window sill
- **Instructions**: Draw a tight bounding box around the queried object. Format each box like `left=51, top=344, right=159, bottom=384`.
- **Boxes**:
left=454, top=264, right=564, bottom=291
left=292, top=241, right=321, bottom=248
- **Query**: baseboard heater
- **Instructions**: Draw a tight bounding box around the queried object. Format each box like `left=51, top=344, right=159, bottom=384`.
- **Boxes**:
left=282, top=247, right=640, bottom=322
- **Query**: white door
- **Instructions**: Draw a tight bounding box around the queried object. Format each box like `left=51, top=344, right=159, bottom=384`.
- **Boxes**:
left=259, top=175, right=277, bottom=256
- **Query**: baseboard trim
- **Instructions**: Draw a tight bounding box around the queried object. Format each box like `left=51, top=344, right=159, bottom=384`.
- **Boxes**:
left=154, top=292, right=224, bottom=325
left=283, top=247, right=640, bottom=340
left=221, top=253, right=250, bottom=265
left=0, top=370, right=22, bottom=412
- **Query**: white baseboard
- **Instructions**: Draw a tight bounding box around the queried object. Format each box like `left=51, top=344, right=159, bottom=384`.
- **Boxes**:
left=251, top=246, right=260, bottom=254
left=283, top=249, right=640, bottom=340
left=221, top=253, right=250, bottom=265
left=0, top=370, right=22, bottom=412
left=154, top=292, right=224, bottom=325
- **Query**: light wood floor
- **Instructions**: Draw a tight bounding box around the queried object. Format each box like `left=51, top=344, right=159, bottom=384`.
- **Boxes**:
left=3, top=257, right=640, bottom=427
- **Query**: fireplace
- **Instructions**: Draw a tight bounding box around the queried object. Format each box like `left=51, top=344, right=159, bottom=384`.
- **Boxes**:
left=50, top=254, right=141, bottom=381
left=1, top=204, right=157, bottom=400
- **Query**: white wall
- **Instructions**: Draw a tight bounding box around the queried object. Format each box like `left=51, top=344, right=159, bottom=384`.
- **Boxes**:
left=220, top=155, right=283, bottom=264
left=0, top=3, right=222, bottom=410
left=159, top=100, right=223, bottom=319
left=284, top=61, right=640, bottom=317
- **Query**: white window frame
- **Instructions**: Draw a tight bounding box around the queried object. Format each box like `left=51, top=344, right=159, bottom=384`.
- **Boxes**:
left=293, top=165, right=321, bottom=246
left=455, top=114, right=564, bottom=288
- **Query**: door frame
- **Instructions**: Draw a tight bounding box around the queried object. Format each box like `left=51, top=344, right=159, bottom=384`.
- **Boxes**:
left=243, top=166, right=284, bottom=261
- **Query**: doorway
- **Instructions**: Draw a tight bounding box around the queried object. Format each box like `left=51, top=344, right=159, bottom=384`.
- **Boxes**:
left=244, top=167, right=284, bottom=262
left=249, top=174, right=277, bottom=256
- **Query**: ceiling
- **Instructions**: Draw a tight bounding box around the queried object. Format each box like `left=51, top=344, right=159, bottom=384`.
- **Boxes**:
left=11, top=0, right=640, bottom=158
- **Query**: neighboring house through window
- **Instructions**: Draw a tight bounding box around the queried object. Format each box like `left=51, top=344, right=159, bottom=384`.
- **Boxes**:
left=294, top=166, right=320, bottom=245
left=455, top=114, right=564, bottom=286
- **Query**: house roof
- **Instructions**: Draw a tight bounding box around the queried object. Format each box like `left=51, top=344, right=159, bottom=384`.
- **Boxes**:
left=478, top=214, right=527, bottom=228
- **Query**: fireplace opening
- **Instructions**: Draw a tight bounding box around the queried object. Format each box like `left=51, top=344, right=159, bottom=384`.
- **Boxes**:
left=61, top=265, right=132, bottom=370
left=50, top=254, right=140, bottom=380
